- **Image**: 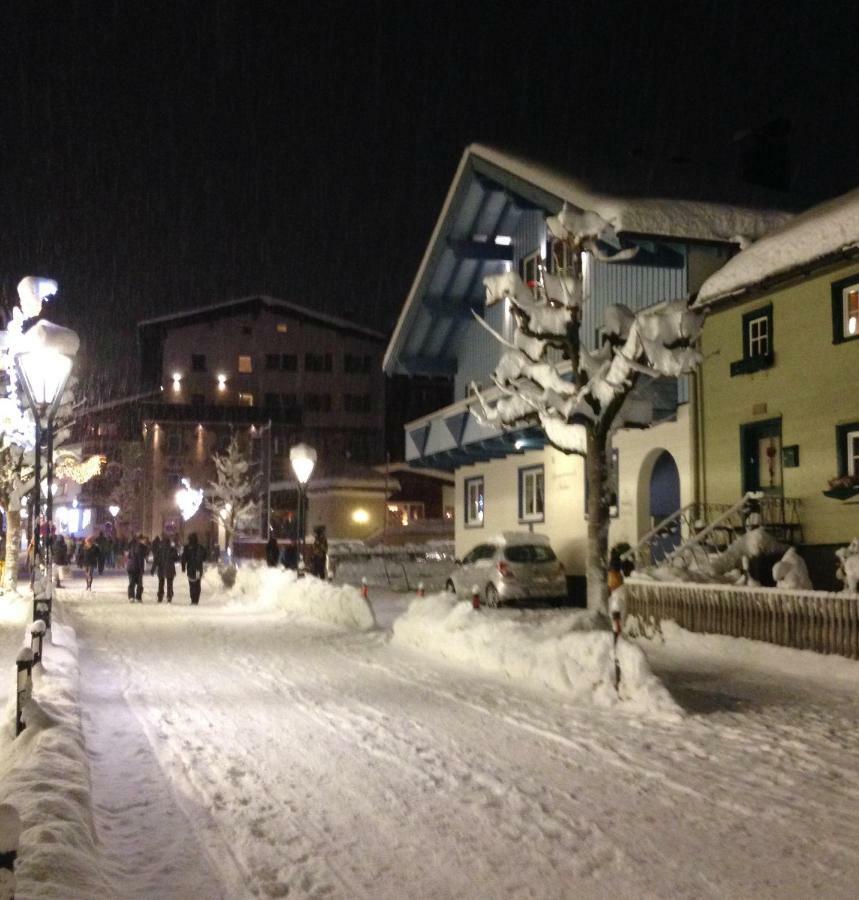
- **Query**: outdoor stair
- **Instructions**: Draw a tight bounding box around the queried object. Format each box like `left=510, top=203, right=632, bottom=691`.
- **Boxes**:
left=624, top=492, right=803, bottom=571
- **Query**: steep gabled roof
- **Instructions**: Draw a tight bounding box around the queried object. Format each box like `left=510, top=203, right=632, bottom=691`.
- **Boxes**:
left=383, top=143, right=791, bottom=376
left=696, top=186, right=859, bottom=306
left=138, top=294, right=386, bottom=342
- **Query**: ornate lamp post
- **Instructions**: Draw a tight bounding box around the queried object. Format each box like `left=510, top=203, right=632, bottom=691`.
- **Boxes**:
left=289, top=443, right=316, bottom=577
left=14, top=319, right=79, bottom=626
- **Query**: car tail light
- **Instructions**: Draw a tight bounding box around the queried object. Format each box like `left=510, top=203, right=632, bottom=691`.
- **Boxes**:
left=497, top=561, right=515, bottom=579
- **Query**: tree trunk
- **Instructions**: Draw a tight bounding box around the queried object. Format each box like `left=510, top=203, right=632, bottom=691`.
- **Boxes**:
left=3, top=509, right=21, bottom=592
left=585, top=428, right=610, bottom=613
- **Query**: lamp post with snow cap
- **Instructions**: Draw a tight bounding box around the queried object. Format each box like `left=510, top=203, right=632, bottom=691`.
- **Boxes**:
left=289, top=443, right=316, bottom=577
left=14, top=319, right=79, bottom=627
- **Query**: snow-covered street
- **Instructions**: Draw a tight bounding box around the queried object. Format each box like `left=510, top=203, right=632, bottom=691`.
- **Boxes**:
left=5, top=570, right=859, bottom=899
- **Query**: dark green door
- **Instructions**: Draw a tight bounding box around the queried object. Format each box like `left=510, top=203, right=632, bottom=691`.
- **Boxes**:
left=740, top=418, right=783, bottom=495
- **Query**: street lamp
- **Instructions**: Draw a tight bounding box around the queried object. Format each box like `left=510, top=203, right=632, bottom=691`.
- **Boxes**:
left=289, top=443, right=316, bottom=577
left=14, top=319, right=79, bottom=626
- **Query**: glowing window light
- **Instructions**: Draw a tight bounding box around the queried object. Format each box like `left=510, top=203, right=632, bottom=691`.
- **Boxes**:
left=494, top=235, right=513, bottom=246
left=351, top=508, right=370, bottom=524
left=850, top=316, right=857, bottom=336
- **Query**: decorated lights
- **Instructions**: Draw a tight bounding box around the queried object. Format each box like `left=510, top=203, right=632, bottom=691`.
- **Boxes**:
left=175, top=478, right=204, bottom=522
left=14, top=314, right=79, bottom=625
left=289, top=443, right=316, bottom=577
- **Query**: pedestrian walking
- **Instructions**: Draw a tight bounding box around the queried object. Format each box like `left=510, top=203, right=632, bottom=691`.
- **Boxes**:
left=126, top=533, right=147, bottom=602
left=265, top=534, right=280, bottom=567
left=155, top=535, right=178, bottom=602
left=53, top=534, right=68, bottom=587
left=150, top=534, right=162, bottom=576
left=310, top=526, right=328, bottom=579
left=82, top=537, right=101, bottom=590
left=96, top=530, right=108, bottom=575
left=181, top=533, right=207, bottom=605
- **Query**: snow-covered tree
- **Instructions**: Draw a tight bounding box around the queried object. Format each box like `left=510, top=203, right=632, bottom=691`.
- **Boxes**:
left=471, top=203, right=706, bottom=612
left=207, top=434, right=259, bottom=556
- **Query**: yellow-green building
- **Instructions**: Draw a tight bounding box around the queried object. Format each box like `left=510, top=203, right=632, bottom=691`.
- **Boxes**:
left=695, top=188, right=859, bottom=586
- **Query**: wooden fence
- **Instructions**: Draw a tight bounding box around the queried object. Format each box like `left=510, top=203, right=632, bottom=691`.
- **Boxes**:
left=624, top=578, right=859, bottom=660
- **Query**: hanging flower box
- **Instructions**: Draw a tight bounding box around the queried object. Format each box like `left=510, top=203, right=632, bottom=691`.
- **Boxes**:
left=823, top=474, right=859, bottom=501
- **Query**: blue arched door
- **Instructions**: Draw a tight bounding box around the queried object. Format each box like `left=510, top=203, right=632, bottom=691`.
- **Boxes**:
left=649, top=451, right=681, bottom=555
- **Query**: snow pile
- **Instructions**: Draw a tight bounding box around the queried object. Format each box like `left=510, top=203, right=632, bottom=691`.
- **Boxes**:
left=697, top=185, right=859, bottom=303
left=208, top=564, right=376, bottom=631
left=772, top=546, right=812, bottom=590
left=0, top=623, right=110, bottom=898
left=836, top=538, right=859, bottom=592
left=391, top=593, right=680, bottom=717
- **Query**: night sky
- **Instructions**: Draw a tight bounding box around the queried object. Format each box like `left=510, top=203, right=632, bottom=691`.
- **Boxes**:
left=2, top=1, right=858, bottom=393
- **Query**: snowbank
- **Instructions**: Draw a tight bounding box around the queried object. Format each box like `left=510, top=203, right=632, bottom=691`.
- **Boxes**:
left=0, top=622, right=110, bottom=898
left=206, top=564, right=376, bottom=631
left=391, top=593, right=680, bottom=717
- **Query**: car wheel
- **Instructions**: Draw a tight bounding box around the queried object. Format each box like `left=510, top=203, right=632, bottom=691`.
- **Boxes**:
left=445, top=580, right=457, bottom=595
left=484, top=583, right=500, bottom=608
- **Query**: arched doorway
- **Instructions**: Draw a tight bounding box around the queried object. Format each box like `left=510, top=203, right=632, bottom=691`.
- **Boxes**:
left=648, top=450, right=681, bottom=556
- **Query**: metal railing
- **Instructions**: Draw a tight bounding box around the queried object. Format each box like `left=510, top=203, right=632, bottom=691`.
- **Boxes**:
left=625, top=578, right=859, bottom=659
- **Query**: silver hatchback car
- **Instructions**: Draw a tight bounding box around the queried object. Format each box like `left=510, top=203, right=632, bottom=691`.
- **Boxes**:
left=446, top=534, right=567, bottom=607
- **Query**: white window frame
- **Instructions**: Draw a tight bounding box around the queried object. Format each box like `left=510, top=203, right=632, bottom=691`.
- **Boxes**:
left=520, top=250, right=542, bottom=290
left=464, top=476, right=484, bottom=528
left=518, top=465, right=545, bottom=522
left=848, top=430, right=859, bottom=477
left=747, top=315, right=769, bottom=358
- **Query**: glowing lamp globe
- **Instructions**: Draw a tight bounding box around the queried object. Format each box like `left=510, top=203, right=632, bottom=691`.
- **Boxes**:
left=290, top=443, right=317, bottom=485
left=14, top=319, right=79, bottom=427
left=108, top=505, right=120, bottom=518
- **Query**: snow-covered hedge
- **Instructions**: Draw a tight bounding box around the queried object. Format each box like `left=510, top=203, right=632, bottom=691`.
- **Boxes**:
left=0, top=622, right=110, bottom=898
left=391, top=593, right=680, bottom=716
left=205, top=563, right=376, bottom=631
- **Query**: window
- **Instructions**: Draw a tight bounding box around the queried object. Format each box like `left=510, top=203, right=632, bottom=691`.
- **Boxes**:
left=547, top=237, right=574, bottom=274
left=305, top=352, right=332, bottom=372
left=305, top=393, right=332, bottom=412
left=238, top=392, right=254, bottom=407
left=191, top=354, right=207, bottom=372
left=836, top=422, right=859, bottom=478
left=344, top=353, right=371, bottom=374
left=344, top=393, right=371, bottom=413
left=281, top=393, right=297, bottom=409
left=238, top=355, right=253, bottom=373
left=730, top=305, right=774, bottom=376
left=242, top=325, right=252, bottom=336
left=464, top=476, right=484, bottom=528
left=265, top=354, right=279, bottom=371
left=281, top=354, right=297, bottom=372
left=276, top=322, right=288, bottom=334
left=831, top=275, right=859, bottom=342
left=264, top=392, right=279, bottom=408
left=462, top=544, right=494, bottom=564
left=518, top=465, right=545, bottom=522
left=519, top=249, right=542, bottom=289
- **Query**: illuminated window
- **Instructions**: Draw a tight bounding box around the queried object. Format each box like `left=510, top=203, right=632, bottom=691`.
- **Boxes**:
left=238, top=355, right=253, bottom=373
left=836, top=281, right=859, bottom=340
left=464, top=476, right=484, bottom=528
left=518, top=465, right=545, bottom=522
left=276, top=322, right=288, bottom=333
left=238, top=392, right=254, bottom=407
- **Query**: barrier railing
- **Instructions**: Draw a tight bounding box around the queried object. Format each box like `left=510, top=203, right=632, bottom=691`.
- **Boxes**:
left=625, top=578, right=859, bottom=659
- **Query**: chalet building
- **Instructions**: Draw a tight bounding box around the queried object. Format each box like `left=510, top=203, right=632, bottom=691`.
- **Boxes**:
left=384, top=144, right=787, bottom=600
left=695, top=187, right=859, bottom=588
left=137, top=295, right=386, bottom=539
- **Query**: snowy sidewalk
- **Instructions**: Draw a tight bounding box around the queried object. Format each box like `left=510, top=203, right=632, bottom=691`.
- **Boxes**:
left=38, top=574, right=859, bottom=898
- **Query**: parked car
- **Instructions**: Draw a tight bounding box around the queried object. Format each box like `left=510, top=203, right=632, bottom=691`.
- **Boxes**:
left=445, top=534, right=567, bottom=606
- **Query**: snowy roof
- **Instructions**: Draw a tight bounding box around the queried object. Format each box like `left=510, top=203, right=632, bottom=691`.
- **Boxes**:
left=469, top=144, right=791, bottom=245
left=696, top=186, right=859, bottom=305
left=383, top=143, right=791, bottom=376
left=138, top=294, right=386, bottom=342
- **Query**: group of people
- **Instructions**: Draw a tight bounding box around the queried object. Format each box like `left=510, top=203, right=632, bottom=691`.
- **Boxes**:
left=264, top=525, right=328, bottom=578
left=124, top=533, right=208, bottom=604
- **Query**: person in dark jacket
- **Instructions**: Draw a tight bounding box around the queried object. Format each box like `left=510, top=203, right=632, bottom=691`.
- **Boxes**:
left=96, top=530, right=108, bottom=574
left=82, top=537, right=101, bottom=590
left=310, top=526, right=328, bottom=579
left=150, top=534, right=161, bottom=575
left=155, top=536, right=178, bottom=602
left=181, top=533, right=207, bottom=605
left=126, top=534, right=147, bottom=602
left=265, top=535, right=280, bottom=567
left=53, top=534, right=68, bottom=587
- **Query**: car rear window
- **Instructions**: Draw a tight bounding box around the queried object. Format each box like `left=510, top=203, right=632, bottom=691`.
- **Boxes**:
left=504, top=545, right=557, bottom=563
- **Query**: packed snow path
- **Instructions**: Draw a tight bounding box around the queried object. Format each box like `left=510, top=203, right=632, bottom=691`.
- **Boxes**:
left=56, top=574, right=859, bottom=899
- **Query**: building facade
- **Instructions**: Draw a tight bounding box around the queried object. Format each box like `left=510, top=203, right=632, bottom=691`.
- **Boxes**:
left=384, top=144, right=787, bottom=599
left=137, top=295, right=386, bottom=541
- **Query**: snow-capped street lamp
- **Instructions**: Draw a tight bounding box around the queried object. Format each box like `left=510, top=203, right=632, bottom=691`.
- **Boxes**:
left=14, top=318, right=79, bottom=625
left=289, top=443, right=316, bottom=577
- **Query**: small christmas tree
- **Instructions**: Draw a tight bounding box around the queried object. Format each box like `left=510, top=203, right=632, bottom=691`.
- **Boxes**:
left=207, top=434, right=259, bottom=562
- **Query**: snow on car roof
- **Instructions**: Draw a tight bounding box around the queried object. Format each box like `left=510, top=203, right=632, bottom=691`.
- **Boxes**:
left=492, top=532, right=552, bottom=546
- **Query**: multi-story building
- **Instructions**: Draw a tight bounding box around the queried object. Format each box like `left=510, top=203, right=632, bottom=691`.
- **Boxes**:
left=137, top=295, right=386, bottom=540
left=384, top=144, right=788, bottom=601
